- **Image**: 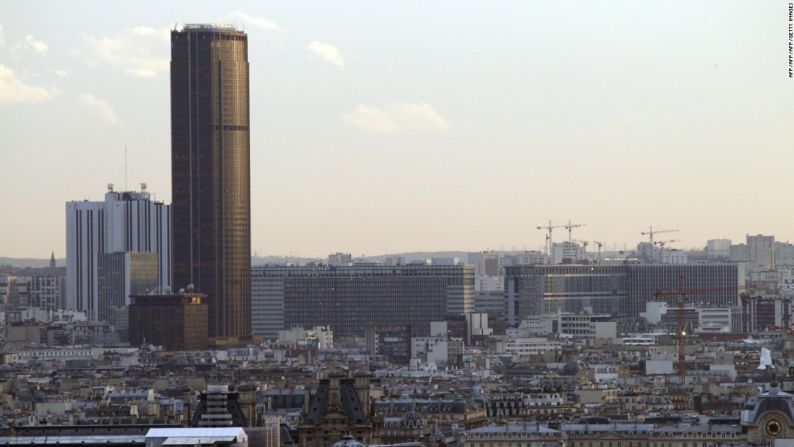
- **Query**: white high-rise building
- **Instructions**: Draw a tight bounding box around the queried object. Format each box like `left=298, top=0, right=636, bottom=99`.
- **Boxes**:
left=706, top=239, right=731, bottom=259
left=66, top=185, right=170, bottom=320
left=552, top=241, right=584, bottom=264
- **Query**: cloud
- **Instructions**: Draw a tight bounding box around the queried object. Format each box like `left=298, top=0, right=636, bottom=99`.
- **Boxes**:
left=129, top=26, right=170, bottom=42
left=342, top=102, right=450, bottom=134
left=0, top=23, right=5, bottom=47
left=0, top=64, right=53, bottom=104
left=79, top=93, right=119, bottom=126
left=230, top=11, right=283, bottom=32
left=80, top=27, right=169, bottom=78
left=24, top=34, right=48, bottom=55
left=54, top=68, right=70, bottom=77
left=307, top=41, right=344, bottom=68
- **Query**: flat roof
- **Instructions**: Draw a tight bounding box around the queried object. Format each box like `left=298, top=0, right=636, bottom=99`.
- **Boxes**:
left=146, top=427, right=244, bottom=438
left=0, top=435, right=144, bottom=445
left=182, top=23, right=239, bottom=32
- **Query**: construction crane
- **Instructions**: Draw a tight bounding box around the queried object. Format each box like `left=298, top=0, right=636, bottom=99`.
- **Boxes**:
left=652, top=276, right=737, bottom=380
left=593, top=241, right=604, bottom=261
left=564, top=220, right=586, bottom=243
left=537, top=221, right=565, bottom=263
left=653, top=239, right=680, bottom=263
left=641, top=226, right=679, bottom=246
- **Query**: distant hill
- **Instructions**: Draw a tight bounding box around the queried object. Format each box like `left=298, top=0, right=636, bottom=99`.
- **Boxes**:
left=1, top=251, right=475, bottom=269
left=0, top=257, right=64, bottom=268
left=251, top=255, right=321, bottom=266
left=361, top=251, right=472, bottom=263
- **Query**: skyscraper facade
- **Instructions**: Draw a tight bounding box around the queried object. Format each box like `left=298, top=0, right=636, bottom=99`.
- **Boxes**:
left=171, top=24, right=251, bottom=338
left=65, top=187, right=171, bottom=320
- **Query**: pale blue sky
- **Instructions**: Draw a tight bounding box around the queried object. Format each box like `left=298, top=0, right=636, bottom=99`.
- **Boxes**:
left=0, top=1, right=792, bottom=258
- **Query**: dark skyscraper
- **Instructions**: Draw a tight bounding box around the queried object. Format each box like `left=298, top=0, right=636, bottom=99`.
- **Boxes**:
left=170, top=24, right=251, bottom=338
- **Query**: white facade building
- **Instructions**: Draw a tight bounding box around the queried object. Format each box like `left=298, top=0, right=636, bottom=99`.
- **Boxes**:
left=661, top=250, right=688, bottom=264
left=552, top=242, right=584, bottom=264
left=697, top=307, right=735, bottom=333
left=512, top=313, right=616, bottom=339
left=706, top=239, right=732, bottom=259
left=500, top=337, right=561, bottom=356
left=640, top=302, right=669, bottom=324
left=66, top=186, right=170, bottom=320
left=411, top=336, right=449, bottom=366
left=277, top=326, right=333, bottom=349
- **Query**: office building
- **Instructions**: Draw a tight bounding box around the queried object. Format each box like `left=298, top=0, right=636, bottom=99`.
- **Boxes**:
left=128, top=291, right=208, bottom=350
left=366, top=324, right=412, bottom=364
left=775, top=241, right=794, bottom=266
left=3, top=276, right=31, bottom=307
left=171, top=24, right=251, bottom=338
left=730, top=243, right=751, bottom=261
left=327, top=252, right=352, bottom=266
left=250, top=268, right=285, bottom=339
left=9, top=261, right=66, bottom=311
left=504, top=263, right=738, bottom=323
left=696, top=307, right=740, bottom=333
left=504, top=265, right=628, bottom=324
left=250, top=264, right=474, bottom=338
left=661, top=250, right=687, bottom=264
left=96, top=252, right=159, bottom=323
left=66, top=187, right=171, bottom=320
left=706, top=239, right=732, bottom=259
left=625, top=264, right=738, bottom=316
left=511, top=313, right=615, bottom=339
left=740, top=294, right=791, bottom=333
left=747, top=234, right=775, bottom=271
left=475, top=289, right=506, bottom=321
left=551, top=242, right=585, bottom=264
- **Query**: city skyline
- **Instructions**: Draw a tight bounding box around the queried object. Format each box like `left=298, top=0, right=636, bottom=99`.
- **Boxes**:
left=2, top=1, right=794, bottom=258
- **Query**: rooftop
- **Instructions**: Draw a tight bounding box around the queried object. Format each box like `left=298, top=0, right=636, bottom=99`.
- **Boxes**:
left=182, top=23, right=239, bottom=32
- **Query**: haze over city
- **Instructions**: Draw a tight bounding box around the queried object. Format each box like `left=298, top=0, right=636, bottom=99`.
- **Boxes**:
left=1, top=0, right=793, bottom=258
left=7, top=2, right=794, bottom=446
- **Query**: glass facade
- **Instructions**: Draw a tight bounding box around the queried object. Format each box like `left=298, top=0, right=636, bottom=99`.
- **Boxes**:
left=171, top=26, right=251, bottom=338
left=96, top=252, right=158, bottom=323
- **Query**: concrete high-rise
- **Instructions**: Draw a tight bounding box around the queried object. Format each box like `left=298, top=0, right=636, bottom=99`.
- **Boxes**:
left=251, top=263, right=474, bottom=339
left=170, top=24, right=251, bottom=338
left=503, top=263, right=738, bottom=323
left=66, top=187, right=171, bottom=320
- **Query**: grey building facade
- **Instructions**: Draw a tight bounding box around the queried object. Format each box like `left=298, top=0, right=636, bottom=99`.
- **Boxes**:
left=625, top=264, right=738, bottom=316
left=504, top=263, right=738, bottom=324
left=251, top=264, right=475, bottom=339
left=504, top=265, right=628, bottom=325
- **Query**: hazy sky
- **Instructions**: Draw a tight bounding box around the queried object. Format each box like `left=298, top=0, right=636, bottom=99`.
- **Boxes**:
left=1, top=1, right=792, bottom=258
